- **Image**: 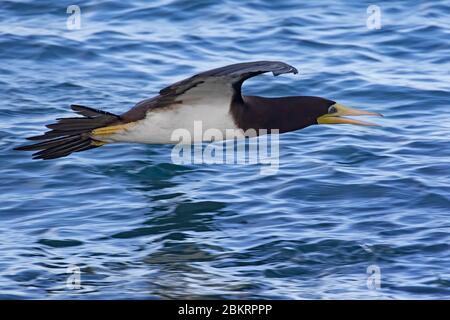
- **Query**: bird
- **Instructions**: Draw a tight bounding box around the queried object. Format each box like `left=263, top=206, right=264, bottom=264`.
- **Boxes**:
left=15, top=61, right=382, bottom=160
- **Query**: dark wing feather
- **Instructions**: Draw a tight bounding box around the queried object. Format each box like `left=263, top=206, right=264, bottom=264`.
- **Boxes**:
left=159, top=60, right=298, bottom=99
left=121, top=61, right=298, bottom=122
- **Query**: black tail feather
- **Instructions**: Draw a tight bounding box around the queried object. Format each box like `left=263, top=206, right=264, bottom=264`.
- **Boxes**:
left=15, top=135, right=80, bottom=151
left=71, top=104, right=117, bottom=117
left=27, top=130, right=88, bottom=141
left=15, top=105, right=120, bottom=160
left=32, top=137, right=90, bottom=157
left=32, top=139, right=92, bottom=160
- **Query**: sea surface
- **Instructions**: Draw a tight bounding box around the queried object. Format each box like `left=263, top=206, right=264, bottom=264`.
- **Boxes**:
left=0, top=0, right=449, bottom=299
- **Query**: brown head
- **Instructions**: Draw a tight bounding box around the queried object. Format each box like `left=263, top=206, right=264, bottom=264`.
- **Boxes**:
left=238, top=96, right=382, bottom=133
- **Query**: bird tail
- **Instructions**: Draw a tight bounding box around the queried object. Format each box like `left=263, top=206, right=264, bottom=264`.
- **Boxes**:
left=14, top=105, right=120, bottom=160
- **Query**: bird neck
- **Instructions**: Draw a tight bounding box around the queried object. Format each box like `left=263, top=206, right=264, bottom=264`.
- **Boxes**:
left=232, top=95, right=317, bottom=133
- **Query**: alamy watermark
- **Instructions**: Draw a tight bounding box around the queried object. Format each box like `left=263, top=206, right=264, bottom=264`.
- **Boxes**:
left=170, top=122, right=280, bottom=175
left=66, top=264, right=81, bottom=289
left=366, top=5, right=382, bottom=30
left=367, top=264, right=381, bottom=290
left=66, top=5, right=81, bottom=30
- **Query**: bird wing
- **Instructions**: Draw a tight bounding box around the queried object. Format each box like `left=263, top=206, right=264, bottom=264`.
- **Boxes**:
left=120, top=61, right=298, bottom=122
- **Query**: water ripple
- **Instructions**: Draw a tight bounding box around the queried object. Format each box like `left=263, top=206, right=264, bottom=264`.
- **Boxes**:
left=0, top=0, right=449, bottom=299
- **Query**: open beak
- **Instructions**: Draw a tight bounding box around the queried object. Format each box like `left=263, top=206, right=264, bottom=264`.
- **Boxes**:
left=317, top=103, right=383, bottom=126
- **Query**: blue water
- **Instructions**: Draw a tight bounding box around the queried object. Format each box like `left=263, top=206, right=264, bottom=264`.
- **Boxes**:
left=1, top=0, right=449, bottom=299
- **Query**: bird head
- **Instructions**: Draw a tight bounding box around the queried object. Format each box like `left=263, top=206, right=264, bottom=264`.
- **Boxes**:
left=308, top=98, right=383, bottom=126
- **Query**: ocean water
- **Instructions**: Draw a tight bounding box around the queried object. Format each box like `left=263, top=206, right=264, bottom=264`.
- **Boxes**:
left=1, top=0, right=449, bottom=299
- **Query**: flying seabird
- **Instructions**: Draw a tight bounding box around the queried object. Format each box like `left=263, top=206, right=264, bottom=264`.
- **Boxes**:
left=15, top=61, right=382, bottom=160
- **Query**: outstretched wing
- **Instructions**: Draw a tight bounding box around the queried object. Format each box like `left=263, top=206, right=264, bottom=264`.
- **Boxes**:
left=160, top=60, right=298, bottom=98
left=120, top=61, right=298, bottom=122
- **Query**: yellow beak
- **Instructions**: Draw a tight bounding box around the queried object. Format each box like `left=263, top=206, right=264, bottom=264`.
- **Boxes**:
left=317, top=103, right=383, bottom=126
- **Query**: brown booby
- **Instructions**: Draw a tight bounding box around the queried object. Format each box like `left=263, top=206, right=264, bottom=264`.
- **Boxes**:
left=15, top=61, right=382, bottom=160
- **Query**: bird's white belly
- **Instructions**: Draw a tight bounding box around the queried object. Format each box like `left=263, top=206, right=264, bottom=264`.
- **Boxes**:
left=109, top=101, right=243, bottom=144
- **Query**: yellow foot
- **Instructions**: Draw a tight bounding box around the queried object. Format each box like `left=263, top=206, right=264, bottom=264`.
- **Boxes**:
left=91, top=123, right=132, bottom=136
left=91, top=140, right=106, bottom=146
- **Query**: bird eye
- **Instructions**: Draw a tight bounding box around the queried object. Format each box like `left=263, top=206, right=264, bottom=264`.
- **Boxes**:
left=328, top=106, right=337, bottom=114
